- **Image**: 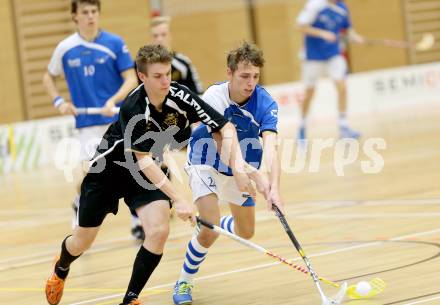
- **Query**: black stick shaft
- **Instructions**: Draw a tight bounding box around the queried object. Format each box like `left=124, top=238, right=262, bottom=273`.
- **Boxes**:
left=196, top=216, right=214, bottom=229
left=272, top=204, right=323, bottom=284
left=272, top=205, right=305, bottom=256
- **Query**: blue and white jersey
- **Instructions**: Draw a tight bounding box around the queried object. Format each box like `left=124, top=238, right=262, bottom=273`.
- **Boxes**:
left=48, top=31, right=134, bottom=128
left=297, top=0, right=351, bottom=60
left=188, top=82, right=278, bottom=176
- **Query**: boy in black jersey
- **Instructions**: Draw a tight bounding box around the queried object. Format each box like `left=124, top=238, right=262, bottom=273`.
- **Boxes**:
left=45, top=44, right=269, bottom=305
left=129, top=16, right=204, bottom=236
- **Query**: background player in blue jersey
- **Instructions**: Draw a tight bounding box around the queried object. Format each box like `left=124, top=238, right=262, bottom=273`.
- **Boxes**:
left=172, top=42, right=283, bottom=305
left=296, top=0, right=364, bottom=141
left=42, top=0, right=138, bottom=232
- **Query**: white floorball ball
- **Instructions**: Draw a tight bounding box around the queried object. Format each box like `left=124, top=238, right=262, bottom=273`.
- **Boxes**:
left=356, top=281, right=372, bottom=296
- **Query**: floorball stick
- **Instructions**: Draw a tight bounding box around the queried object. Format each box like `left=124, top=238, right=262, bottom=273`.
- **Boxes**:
left=365, top=33, right=434, bottom=51
left=197, top=216, right=346, bottom=305
left=76, top=107, right=120, bottom=115
left=272, top=205, right=385, bottom=300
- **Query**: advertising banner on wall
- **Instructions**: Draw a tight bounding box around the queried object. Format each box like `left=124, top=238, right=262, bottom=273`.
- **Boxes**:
left=266, top=62, right=440, bottom=122
left=0, top=117, right=75, bottom=174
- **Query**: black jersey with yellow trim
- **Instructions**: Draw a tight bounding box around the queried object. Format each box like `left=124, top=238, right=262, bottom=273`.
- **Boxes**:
left=94, top=82, right=227, bottom=162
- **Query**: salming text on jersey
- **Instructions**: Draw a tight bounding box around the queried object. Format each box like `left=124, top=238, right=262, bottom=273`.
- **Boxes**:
left=169, top=86, right=219, bottom=128
left=92, top=82, right=227, bottom=164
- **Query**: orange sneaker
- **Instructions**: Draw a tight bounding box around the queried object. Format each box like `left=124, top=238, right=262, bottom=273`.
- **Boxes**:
left=120, top=299, right=141, bottom=305
left=45, top=258, right=65, bottom=305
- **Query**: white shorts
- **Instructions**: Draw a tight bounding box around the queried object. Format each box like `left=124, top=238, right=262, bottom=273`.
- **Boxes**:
left=76, top=125, right=109, bottom=161
left=185, top=163, right=255, bottom=207
left=302, top=55, right=347, bottom=88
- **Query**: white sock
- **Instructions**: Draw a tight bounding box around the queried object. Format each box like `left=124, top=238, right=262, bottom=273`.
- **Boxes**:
left=72, top=194, right=80, bottom=208
left=300, top=117, right=307, bottom=129
left=71, top=194, right=80, bottom=229
left=178, top=236, right=209, bottom=284
left=220, top=215, right=235, bottom=234
left=339, top=113, right=348, bottom=128
left=131, top=215, right=141, bottom=228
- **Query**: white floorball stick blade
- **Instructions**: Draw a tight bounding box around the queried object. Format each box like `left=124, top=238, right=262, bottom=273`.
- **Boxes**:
left=331, top=282, right=347, bottom=305
left=321, top=282, right=347, bottom=305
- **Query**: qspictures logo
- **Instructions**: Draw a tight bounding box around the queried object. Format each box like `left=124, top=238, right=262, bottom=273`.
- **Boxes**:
left=54, top=115, right=387, bottom=186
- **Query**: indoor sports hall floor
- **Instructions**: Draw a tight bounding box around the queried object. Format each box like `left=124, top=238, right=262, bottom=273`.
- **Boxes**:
left=1, top=105, right=439, bottom=305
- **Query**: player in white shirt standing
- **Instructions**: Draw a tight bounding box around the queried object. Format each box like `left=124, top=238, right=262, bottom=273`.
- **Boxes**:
left=297, top=0, right=364, bottom=142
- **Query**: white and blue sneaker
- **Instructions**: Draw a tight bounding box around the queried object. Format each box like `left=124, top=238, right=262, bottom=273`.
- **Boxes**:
left=173, top=281, right=193, bottom=305
left=340, top=126, right=361, bottom=139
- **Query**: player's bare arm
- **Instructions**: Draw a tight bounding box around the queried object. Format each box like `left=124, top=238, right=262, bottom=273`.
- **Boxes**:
left=42, top=71, right=77, bottom=116
left=298, top=24, right=337, bottom=42
left=347, top=28, right=365, bottom=44
left=262, top=131, right=283, bottom=212
left=102, top=68, right=138, bottom=117
left=213, top=122, right=269, bottom=200
left=134, top=152, right=195, bottom=224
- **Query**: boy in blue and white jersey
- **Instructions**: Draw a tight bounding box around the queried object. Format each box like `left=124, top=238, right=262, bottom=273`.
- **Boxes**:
left=42, top=0, right=138, bottom=234
left=47, top=28, right=134, bottom=128
left=297, top=0, right=364, bottom=141
left=172, top=42, right=283, bottom=305
left=188, top=83, right=276, bottom=176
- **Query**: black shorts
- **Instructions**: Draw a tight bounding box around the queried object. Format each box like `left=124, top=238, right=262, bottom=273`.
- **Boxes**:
left=78, top=148, right=171, bottom=227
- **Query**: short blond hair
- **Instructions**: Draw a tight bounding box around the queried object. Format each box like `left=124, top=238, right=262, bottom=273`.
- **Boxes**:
left=136, top=44, right=173, bottom=74
left=150, top=16, right=171, bottom=29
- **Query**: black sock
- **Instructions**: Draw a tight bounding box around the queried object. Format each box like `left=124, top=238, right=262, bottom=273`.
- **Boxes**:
left=130, top=208, right=138, bottom=217
left=55, top=235, right=82, bottom=279
left=122, top=246, right=163, bottom=304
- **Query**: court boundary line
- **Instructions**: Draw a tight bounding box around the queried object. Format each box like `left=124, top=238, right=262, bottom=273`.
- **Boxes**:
left=66, top=227, right=440, bottom=305
left=1, top=197, right=439, bottom=268
left=405, top=295, right=440, bottom=305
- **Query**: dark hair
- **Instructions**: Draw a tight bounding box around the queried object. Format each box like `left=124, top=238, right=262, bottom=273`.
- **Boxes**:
left=136, top=44, right=173, bottom=74
left=71, top=0, right=101, bottom=14
left=227, top=41, right=265, bottom=72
